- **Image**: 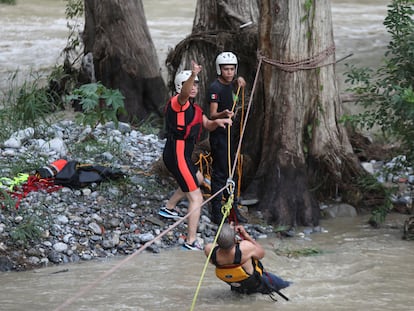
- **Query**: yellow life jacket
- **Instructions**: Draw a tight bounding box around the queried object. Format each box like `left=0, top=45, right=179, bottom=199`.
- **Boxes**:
left=211, top=244, right=264, bottom=293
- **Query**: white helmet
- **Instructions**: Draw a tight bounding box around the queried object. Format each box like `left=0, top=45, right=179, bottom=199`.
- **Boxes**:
left=215, top=52, right=238, bottom=75
left=174, top=70, right=199, bottom=93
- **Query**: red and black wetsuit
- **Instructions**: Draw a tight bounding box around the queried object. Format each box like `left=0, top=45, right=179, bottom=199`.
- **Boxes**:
left=163, top=94, right=203, bottom=192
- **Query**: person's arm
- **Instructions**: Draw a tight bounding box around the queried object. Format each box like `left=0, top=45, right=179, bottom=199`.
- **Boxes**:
left=235, top=76, right=246, bottom=88
left=204, top=243, right=216, bottom=264
left=209, top=102, right=234, bottom=120
left=202, top=115, right=232, bottom=132
left=204, top=243, right=213, bottom=256
left=177, top=61, right=202, bottom=105
left=236, top=225, right=265, bottom=260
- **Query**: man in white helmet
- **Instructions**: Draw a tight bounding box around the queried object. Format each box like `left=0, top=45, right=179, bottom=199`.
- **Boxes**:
left=207, top=51, right=247, bottom=225
left=159, top=60, right=232, bottom=250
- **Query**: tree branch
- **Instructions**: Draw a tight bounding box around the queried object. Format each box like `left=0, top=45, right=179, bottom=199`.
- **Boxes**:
left=217, top=0, right=248, bottom=24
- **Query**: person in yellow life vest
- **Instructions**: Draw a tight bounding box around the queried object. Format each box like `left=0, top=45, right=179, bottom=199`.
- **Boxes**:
left=204, top=223, right=290, bottom=297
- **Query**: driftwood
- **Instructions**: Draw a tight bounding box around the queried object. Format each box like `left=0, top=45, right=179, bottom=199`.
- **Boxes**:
left=403, top=216, right=414, bottom=240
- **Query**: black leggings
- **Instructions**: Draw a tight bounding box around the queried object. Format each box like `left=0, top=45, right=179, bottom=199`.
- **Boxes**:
left=210, top=133, right=237, bottom=210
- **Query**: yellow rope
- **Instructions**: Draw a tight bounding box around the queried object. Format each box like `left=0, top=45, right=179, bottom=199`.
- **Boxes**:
left=195, top=152, right=212, bottom=195
left=189, top=194, right=233, bottom=311
left=236, top=87, right=245, bottom=199
left=197, top=152, right=212, bottom=180
left=231, top=85, right=241, bottom=113
left=227, top=85, right=242, bottom=193
left=0, top=173, right=29, bottom=191
left=57, top=58, right=262, bottom=311
left=191, top=85, right=245, bottom=310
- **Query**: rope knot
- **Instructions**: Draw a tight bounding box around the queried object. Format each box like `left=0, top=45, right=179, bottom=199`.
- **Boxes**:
left=221, top=194, right=234, bottom=217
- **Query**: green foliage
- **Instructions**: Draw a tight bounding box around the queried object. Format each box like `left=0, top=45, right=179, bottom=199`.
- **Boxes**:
left=137, top=113, right=162, bottom=135
left=274, top=247, right=323, bottom=258
left=10, top=216, right=43, bottom=246
left=301, top=0, right=315, bottom=23
left=68, top=134, right=124, bottom=164
left=63, top=0, right=84, bottom=67
left=4, top=200, right=51, bottom=247
left=355, top=174, right=395, bottom=228
left=65, top=0, right=84, bottom=19
left=66, top=82, right=126, bottom=129
left=3, top=154, right=45, bottom=179
left=0, top=0, right=16, bottom=4
left=0, top=71, right=56, bottom=141
left=14, top=80, right=56, bottom=124
left=0, top=188, right=16, bottom=210
left=344, top=0, right=414, bottom=159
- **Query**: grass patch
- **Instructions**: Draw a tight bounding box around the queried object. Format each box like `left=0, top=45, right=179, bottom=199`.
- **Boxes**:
left=67, top=134, right=124, bottom=164
left=274, top=247, right=324, bottom=258
left=0, top=71, right=57, bottom=141
left=10, top=217, right=44, bottom=246
left=5, top=203, right=52, bottom=247
left=1, top=153, right=46, bottom=177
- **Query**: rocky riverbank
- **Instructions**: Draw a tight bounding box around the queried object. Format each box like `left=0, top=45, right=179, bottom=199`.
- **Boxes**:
left=1, top=115, right=413, bottom=272
left=0, top=117, right=284, bottom=272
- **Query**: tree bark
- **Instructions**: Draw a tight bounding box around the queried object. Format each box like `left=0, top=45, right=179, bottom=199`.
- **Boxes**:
left=166, top=0, right=259, bottom=113
left=167, top=0, right=365, bottom=227
left=245, top=0, right=363, bottom=226
left=83, top=0, right=166, bottom=123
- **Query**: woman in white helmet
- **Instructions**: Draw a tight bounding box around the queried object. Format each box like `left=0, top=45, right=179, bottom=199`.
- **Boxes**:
left=159, top=60, right=232, bottom=250
left=207, top=51, right=247, bottom=225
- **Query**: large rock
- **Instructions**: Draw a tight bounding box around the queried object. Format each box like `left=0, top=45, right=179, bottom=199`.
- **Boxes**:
left=323, top=203, right=357, bottom=218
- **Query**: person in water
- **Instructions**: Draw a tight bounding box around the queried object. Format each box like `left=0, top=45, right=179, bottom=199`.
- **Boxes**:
left=159, top=60, right=232, bottom=251
left=204, top=223, right=291, bottom=296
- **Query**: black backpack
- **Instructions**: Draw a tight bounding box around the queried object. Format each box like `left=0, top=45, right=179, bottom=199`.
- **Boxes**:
left=54, top=160, right=124, bottom=188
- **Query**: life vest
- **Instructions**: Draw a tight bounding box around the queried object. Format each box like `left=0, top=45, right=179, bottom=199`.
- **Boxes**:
left=164, top=95, right=203, bottom=141
left=211, top=244, right=265, bottom=294
left=36, top=159, right=68, bottom=178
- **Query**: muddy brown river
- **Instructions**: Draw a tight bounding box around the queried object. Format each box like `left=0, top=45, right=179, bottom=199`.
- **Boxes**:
left=1, top=213, right=413, bottom=311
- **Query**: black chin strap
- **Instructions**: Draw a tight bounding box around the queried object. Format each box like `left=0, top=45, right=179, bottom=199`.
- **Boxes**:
left=269, top=290, right=289, bottom=302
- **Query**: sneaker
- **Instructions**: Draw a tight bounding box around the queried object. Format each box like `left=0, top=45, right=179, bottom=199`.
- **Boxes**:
left=183, top=240, right=203, bottom=251
left=158, top=207, right=181, bottom=219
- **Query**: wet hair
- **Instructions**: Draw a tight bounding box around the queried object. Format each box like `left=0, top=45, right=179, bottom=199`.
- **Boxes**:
left=217, top=224, right=236, bottom=250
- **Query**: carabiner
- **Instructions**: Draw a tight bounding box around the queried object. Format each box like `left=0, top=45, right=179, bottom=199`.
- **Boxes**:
left=226, top=178, right=235, bottom=195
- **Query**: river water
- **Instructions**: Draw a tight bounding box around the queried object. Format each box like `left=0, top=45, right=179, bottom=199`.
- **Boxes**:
left=2, top=1, right=413, bottom=311
left=1, top=213, right=413, bottom=311
left=0, top=0, right=390, bottom=92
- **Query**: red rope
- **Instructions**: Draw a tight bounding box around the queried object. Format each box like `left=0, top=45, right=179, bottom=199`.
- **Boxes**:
left=6, top=176, right=62, bottom=209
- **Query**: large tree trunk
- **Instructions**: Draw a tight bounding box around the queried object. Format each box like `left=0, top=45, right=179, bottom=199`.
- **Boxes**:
left=245, top=0, right=363, bottom=226
left=83, top=0, right=166, bottom=124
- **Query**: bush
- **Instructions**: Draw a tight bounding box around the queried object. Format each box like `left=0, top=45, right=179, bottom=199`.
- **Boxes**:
left=344, top=0, right=414, bottom=226
left=66, top=82, right=126, bottom=129
left=344, top=0, right=414, bottom=158
left=0, top=72, right=57, bottom=141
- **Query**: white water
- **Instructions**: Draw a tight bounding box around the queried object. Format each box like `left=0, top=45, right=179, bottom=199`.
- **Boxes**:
left=0, top=0, right=390, bottom=92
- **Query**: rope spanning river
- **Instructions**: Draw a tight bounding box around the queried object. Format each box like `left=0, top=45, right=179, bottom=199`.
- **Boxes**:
left=2, top=1, right=413, bottom=311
